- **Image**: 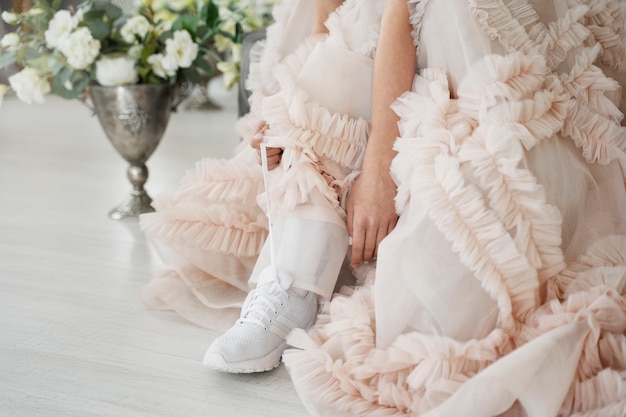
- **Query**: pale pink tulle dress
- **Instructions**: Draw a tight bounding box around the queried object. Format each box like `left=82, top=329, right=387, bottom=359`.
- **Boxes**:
left=140, top=0, right=626, bottom=416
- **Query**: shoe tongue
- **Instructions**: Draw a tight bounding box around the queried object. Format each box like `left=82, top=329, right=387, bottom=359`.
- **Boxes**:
left=257, top=266, right=294, bottom=290
left=240, top=267, right=295, bottom=324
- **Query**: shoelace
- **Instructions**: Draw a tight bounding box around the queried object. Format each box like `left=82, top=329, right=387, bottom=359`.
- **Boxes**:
left=239, top=142, right=284, bottom=330
left=239, top=281, right=289, bottom=329
left=260, top=143, right=278, bottom=277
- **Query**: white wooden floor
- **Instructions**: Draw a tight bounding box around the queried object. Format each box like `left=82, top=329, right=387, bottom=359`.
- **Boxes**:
left=0, top=83, right=309, bottom=417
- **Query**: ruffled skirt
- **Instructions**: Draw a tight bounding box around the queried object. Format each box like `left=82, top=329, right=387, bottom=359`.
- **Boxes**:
left=283, top=0, right=626, bottom=416
left=141, top=0, right=626, bottom=415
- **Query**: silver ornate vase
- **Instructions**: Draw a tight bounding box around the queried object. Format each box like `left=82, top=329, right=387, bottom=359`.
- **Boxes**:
left=89, top=84, right=174, bottom=221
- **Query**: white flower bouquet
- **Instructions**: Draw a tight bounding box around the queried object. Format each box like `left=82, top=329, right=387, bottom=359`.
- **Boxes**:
left=0, top=0, right=277, bottom=106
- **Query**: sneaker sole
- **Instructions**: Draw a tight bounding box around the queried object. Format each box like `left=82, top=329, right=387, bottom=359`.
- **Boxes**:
left=203, top=341, right=287, bottom=374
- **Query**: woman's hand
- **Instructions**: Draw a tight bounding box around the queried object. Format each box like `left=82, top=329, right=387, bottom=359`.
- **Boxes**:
left=250, top=121, right=283, bottom=170
left=346, top=0, right=413, bottom=268
left=346, top=157, right=398, bottom=268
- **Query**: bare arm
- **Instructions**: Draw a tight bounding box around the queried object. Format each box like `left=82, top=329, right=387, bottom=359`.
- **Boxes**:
left=347, top=0, right=416, bottom=267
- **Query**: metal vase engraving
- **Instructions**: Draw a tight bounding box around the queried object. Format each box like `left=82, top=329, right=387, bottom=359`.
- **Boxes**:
left=90, top=84, right=174, bottom=221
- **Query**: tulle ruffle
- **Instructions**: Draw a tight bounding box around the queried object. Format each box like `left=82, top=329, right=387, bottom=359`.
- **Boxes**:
left=285, top=237, right=626, bottom=417
left=285, top=263, right=626, bottom=416
left=392, top=53, right=570, bottom=327
left=407, top=0, right=431, bottom=53
left=467, top=0, right=626, bottom=165
left=256, top=34, right=371, bottom=216
left=284, top=283, right=514, bottom=416
left=141, top=153, right=268, bottom=259
left=285, top=22, right=626, bottom=415
left=245, top=0, right=311, bottom=117
left=325, top=0, right=382, bottom=58
left=559, top=45, right=626, bottom=164
left=577, top=0, right=626, bottom=72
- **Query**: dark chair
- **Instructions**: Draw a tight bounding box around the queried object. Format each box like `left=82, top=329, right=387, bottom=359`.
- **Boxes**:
left=237, top=28, right=266, bottom=117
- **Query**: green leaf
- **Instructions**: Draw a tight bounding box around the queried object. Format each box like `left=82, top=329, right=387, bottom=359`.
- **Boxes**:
left=204, top=1, right=219, bottom=28
left=193, top=55, right=213, bottom=76
left=0, top=52, right=17, bottom=69
left=36, top=0, right=51, bottom=11
left=92, top=0, right=110, bottom=12
left=195, top=25, right=209, bottom=41
left=23, top=47, right=44, bottom=61
left=201, top=47, right=223, bottom=63
left=179, top=67, right=200, bottom=84
left=233, top=22, right=243, bottom=44
left=19, top=51, right=53, bottom=72
left=86, top=20, right=110, bottom=40
left=172, top=14, right=200, bottom=34
left=83, top=9, right=105, bottom=21
left=51, top=68, right=89, bottom=99
left=103, top=2, right=123, bottom=21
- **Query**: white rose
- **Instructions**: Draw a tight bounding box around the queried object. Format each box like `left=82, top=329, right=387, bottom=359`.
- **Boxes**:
left=128, top=45, right=143, bottom=60
left=0, top=84, right=8, bottom=108
left=120, top=15, right=152, bottom=44
left=44, top=10, right=77, bottom=48
left=1, top=11, right=18, bottom=25
left=147, top=53, right=177, bottom=79
left=0, top=32, right=20, bottom=50
left=8, top=67, right=51, bottom=104
left=59, top=27, right=101, bottom=70
left=165, top=30, right=198, bottom=69
left=95, top=56, right=138, bottom=86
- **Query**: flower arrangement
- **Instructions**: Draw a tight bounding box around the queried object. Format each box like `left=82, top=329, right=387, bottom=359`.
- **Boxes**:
left=0, top=0, right=277, bottom=106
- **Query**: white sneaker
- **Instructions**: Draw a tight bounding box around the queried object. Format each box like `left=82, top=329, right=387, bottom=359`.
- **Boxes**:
left=203, top=268, right=318, bottom=373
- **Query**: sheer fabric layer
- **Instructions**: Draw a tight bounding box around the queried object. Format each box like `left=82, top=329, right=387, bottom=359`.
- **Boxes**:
left=139, top=1, right=380, bottom=326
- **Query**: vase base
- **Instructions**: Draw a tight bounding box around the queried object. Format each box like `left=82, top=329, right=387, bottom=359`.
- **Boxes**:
left=109, top=191, right=154, bottom=221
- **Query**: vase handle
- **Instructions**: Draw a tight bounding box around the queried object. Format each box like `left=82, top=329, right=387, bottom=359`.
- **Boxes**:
left=171, top=82, right=194, bottom=112
left=79, top=84, right=191, bottom=115
left=78, top=91, right=96, bottom=114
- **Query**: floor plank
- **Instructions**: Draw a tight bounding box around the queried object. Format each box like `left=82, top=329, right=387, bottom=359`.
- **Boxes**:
left=0, top=85, right=309, bottom=417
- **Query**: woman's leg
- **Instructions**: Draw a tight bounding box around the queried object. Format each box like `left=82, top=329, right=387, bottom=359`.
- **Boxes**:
left=202, top=0, right=350, bottom=374
left=203, top=201, right=349, bottom=373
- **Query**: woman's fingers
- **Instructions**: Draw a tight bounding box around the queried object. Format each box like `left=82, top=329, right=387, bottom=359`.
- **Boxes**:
left=249, top=121, right=283, bottom=170
left=250, top=121, right=269, bottom=149
left=250, top=135, right=262, bottom=150
left=350, top=220, right=390, bottom=266
left=255, top=147, right=282, bottom=169
left=266, top=152, right=282, bottom=169
left=346, top=167, right=398, bottom=268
